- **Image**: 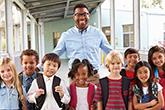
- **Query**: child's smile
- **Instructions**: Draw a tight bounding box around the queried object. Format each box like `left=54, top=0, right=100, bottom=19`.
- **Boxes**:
left=0, top=64, right=13, bottom=83
left=136, top=66, right=150, bottom=86
left=41, top=60, right=59, bottom=78
left=152, top=52, right=164, bottom=68
left=75, top=65, right=88, bottom=87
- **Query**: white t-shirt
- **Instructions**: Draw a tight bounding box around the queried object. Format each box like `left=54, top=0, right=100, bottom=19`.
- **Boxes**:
left=76, top=87, right=89, bottom=110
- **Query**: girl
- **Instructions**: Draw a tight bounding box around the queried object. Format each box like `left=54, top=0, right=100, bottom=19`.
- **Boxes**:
left=0, top=58, right=27, bottom=110
left=132, top=61, right=164, bottom=110
left=68, top=59, right=96, bottom=110
left=148, top=45, right=165, bottom=109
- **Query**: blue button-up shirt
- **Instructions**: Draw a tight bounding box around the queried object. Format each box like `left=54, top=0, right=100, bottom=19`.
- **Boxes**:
left=0, top=81, right=19, bottom=110
left=23, top=71, right=37, bottom=110
left=38, top=25, right=112, bottom=70
left=23, top=71, right=37, bottom=92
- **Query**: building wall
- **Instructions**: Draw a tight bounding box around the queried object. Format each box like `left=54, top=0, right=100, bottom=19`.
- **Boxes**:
left=101, top=8, right=165, bottom=50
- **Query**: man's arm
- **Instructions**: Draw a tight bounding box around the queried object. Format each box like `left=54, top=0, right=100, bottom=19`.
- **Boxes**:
left=99, top=30, right=113, bottom=54
left=36, top=33, right=66, bottom=72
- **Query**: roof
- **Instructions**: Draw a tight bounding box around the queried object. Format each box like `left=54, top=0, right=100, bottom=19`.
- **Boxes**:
left=17, top=0, right=105, bottom=22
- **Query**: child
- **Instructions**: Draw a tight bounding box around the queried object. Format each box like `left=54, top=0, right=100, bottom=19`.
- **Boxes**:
left=120, top=48, right=140, bottom=81
left=132, top=61, right=164, bottom=109
left=148, top=45, right=165, bottom=109
left=27, top=53, right=70, bottom=110
left=19, top=49, right=42, bottom=110
left=0, top=58, right=27, bottom=110
left=94, top=50, right=133, bottom=110
left=68, top=59, right=96, bottom=110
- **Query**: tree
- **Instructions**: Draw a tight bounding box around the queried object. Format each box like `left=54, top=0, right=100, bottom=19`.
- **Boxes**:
left=141, top=0, right=164, bottom=9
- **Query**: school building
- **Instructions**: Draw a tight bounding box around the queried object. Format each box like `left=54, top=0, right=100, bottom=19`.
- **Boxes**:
left=0, top=0, right=165, bottom=82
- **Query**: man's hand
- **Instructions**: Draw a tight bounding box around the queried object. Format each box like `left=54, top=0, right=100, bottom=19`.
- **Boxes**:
left=35, top=89, right=44, bottom=98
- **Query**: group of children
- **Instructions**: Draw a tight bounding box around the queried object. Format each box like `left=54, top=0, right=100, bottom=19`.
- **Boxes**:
left=0, top=45, right=164, bottom=110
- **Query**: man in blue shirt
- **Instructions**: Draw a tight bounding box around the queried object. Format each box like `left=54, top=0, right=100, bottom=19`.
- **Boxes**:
left=37, top=3, right=112, bottom=85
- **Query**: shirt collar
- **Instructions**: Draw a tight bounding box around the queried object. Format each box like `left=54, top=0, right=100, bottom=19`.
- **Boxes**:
left=23, top=71, right=37, bottom=81
left=1, top=81, right=14, bottom=88
left=74, top=25, right=90, bottom=34
left=43, top=74, right=54, bottom=82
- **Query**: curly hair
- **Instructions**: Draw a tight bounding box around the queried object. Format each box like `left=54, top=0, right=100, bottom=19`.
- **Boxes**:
left=20, top=49, right=39, bottom=64
left=68, top=59, right=94, bottom=79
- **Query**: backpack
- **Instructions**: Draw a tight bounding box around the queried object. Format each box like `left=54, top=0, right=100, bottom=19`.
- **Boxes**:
left=120, top=69, right=134, bottom=81
left=132, top=82, right=158, bottom=102
left=99, top=76, right=131, bottom=110
left=35, top=75, right=65, bottom=110
left=18, top=71, right=42, bottom=85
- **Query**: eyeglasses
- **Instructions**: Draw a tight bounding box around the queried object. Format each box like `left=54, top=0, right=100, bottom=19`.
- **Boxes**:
left=74, top=12, right=89, bottom=17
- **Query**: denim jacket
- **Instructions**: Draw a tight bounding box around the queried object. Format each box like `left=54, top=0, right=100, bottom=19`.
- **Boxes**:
left=0, top=81, right=19, bottom=110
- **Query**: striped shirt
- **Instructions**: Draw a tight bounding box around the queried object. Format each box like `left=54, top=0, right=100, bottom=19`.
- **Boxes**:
left=94, top=77, right=132, bottom=110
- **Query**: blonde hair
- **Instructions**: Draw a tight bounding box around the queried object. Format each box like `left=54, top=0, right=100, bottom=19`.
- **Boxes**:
left=105, top=50, right=124, bottom=68
left=0, top=58, right=26, bottom=107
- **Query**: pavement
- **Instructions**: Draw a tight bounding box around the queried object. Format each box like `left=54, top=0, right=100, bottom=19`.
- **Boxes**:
left=56, top=59, right=109, bottom=86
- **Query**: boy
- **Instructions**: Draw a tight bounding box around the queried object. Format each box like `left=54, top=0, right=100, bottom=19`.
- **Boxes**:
left=18, top=49, right=42, bottom=110
left=120, top=48, right=140, bottom=81
left=94, top=50, right=132, bottom=110
left=27, top=53, right=70, bottom=110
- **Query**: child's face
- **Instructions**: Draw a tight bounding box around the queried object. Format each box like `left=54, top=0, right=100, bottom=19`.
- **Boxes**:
left=152, top=52, right=165, bottom=68
left=0, top=64, right=13, bottom=83
left=21, top=55, right=38, bottom=76
left=74, top=65, right=88, bottom=87
left=109, top=61, right=122, bottom=74
left=136, top=66, right=150, bottom=87
left=41, top=60, right=59, bottom=78
left=124, top=53, right=140, bottom=70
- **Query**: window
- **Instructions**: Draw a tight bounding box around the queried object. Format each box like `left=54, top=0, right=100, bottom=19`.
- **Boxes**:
left=53, top=32, right=60, bottom=48
left=102, top=27, right=111, bottom=44
left=0, top=0, right=6, bottom=52
left=123, top=24, right=134, bottom=47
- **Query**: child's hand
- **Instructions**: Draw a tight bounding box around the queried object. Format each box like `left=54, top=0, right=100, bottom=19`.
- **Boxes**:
left=153, top=77, right=160, bottom=83
left=150, top=99, right=157, bottom=106
left=35, top=89, right=44, bottom=98
left=68, top=107, right=74, bottom=110
left=90, top=104, right=96, bottom=110
left=55, top=86, right=64, bottom=98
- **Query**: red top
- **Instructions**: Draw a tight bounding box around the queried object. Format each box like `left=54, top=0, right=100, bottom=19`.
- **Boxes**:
left=69, top=82, right=95, bottom=110
left=94, top=77, right=132, bottom=110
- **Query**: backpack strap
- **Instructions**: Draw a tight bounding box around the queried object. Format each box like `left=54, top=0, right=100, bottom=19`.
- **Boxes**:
left=120, top=69, right=126, bottom=77
left=18, top=71, right=42, bottom=85
left=52, top=76, right=63, bottom=108
left=122, top=77, right=131, bottom=110
left=36, top=75, right=46, bottom=110
left=18, top=74, right=23, bottom=85
left=99, top=77, right=109, bottom=110
left=37, top=72, right=42, bottom=77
